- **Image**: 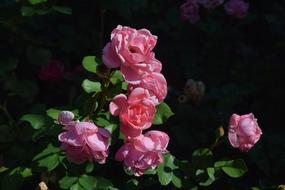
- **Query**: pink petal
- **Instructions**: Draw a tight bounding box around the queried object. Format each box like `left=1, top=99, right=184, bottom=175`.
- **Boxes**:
left=109, top=94, right=127, bottom=116
left=120, top=64, right=143, bottom=85
left=102, top=43, right=121, bottom=68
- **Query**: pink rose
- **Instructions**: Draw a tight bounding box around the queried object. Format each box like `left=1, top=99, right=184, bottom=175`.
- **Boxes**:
left=58, top=119, right=110, bottom=164
left=224, top=0, right=249, bottom=18
left=228, top=113, right=262, bottom=152
left=109, top=87, right=156, bottom=138
left=38, top=60, right=65, bottom=82
left=115, top=130, right=169, bottom=176
left=198, top=0, right=224, bottom=9
left=102, top=25, right=162, bottom=84
left=129, top=72, right=167, bottom=105
left=180, top=0, right=200, bottom=24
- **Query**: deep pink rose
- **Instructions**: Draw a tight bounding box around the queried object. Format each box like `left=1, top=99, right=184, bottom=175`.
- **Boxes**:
left=58, top=116, right=110, bottom=164
left=198, top=0, right=224, bottom=9
left=110, top=87, right=156, bottom=138
left=180, top=0, right=200, bottom=24
left=38, top=60, right=65, bottom=82
left=115, top=130, right=169, bottom=176
left=102, top=25, right=161, bottom=84
left=228, top=113, right=262, bottom=152
left=224, top=0, right=249, bottom=18
left=129, top=72, right=167, bottom=105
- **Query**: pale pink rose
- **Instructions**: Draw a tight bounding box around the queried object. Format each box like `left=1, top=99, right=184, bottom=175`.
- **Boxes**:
left=129, top=72, right=167, bottom=105
left=38, top=60, right=65, bottom=82
left=109, top=87, right=156, bottom=138
left=115, top=130, right=169, bottom=176
left=224, top=0, right=249, bottom=18
left=180, top=0, right=200, bottom=24
left=58, top=120, right=110, bottom=164
left=228, top=113, right=262, bottom=152
left=198, top=0, right=224, bottom=9
left=102, top=25, right=161, bottom=84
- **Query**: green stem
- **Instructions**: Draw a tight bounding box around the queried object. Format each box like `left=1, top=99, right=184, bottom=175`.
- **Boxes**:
left=88, top=69, right=115, bottom=119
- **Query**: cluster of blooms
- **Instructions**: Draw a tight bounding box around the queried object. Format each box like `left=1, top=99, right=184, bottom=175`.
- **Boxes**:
left=180, top=0, right=249, bottom=23
left=57, top=26, right=169, bottom=176
left=228, top=113, right=262, bottom=152
left=103, top=25, right=169, bottom=176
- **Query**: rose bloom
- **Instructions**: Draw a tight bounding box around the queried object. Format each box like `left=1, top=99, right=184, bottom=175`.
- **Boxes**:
left=228, top=113, right=262, bottom=152
left=115, top=130, right=169, bottom=176
left=128, top=72, right=167, bottom=105
left=102, top=25, right=162, bottom=84
left=198, top=0, right=224, bottom=9
left=180, top=0, right=200, bottom=24
left=38, top=60, right=64, bottom=82
left=110, top=87, right=156, bottom=138
left=58, top=113, right=110, bottom=164
left=224, top=0, right=249, bottom=18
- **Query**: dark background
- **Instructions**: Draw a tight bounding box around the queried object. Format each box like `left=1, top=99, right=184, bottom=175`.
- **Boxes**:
left=1, top=0, right=285, bottom=189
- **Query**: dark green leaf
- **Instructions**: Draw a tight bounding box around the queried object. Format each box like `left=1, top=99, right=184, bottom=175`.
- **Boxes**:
left=28, top=0, right=47, bottom=5
left=192, top=148, right=213, bottom=169
left=85, top=162, right=94, bottom=173
left=78, top=175, right=97, bottom=190
left=20, top=114, right=45, bottom=129
left=214, top=159, right=247, bottom=178
left=59, top=176, right=78, bottom=189
left=152, top=102, right=174, bottom=125
left=33, top=144, right=61, bottom=171
left=21, top=6, right=34, bottom=16
left=52, top=6, right=72, bottom=15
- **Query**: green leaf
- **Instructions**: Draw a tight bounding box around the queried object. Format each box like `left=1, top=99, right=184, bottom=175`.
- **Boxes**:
left=82, top=79, right=102, bottom=93
left=79, top=175, right=97, bottom=190
left=215, top=159, right=247, bottom=178
left=33, top=144, right=61, bottom=171
left=28, top=0, right=47, bottom=5
left=110, top=71, right=124, bottom=85
left=172, top=172, right=182, bottom=188
left=96, top=177, right=114, bottom=189
left=156, top=154, right=178, bottom=186
left=46, top=108, right=61, bottom=120
left=85, top=162, right=94, bottom=173
left=192, top=148, right=213, bottom=169
left=20, top=114, right=45, bottom=129
left=70, top=183, right=85, bottom=190
left=157, top=164, right=173, bottom=185
left=52, top=6, right=72, bottom=15
left=206, top=167, right=215, bottom=180
left=21, top=6, right=35, bottom=16
left=59, top=176, right=78, bottom=189
left=82, top=56, right=98, bottom=73
left=152, top=102, right=174, bottom=125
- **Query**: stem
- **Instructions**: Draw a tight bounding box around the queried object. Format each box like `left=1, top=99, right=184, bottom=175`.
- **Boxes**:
left=88, top=69, right=115, bottom=119
left=0, top=103, right=14, bottom=125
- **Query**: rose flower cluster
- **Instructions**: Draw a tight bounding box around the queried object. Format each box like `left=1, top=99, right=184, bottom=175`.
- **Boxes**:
left=57, top=25, right=169, bottom=176
left=104, top=25, right=169, bottom=176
